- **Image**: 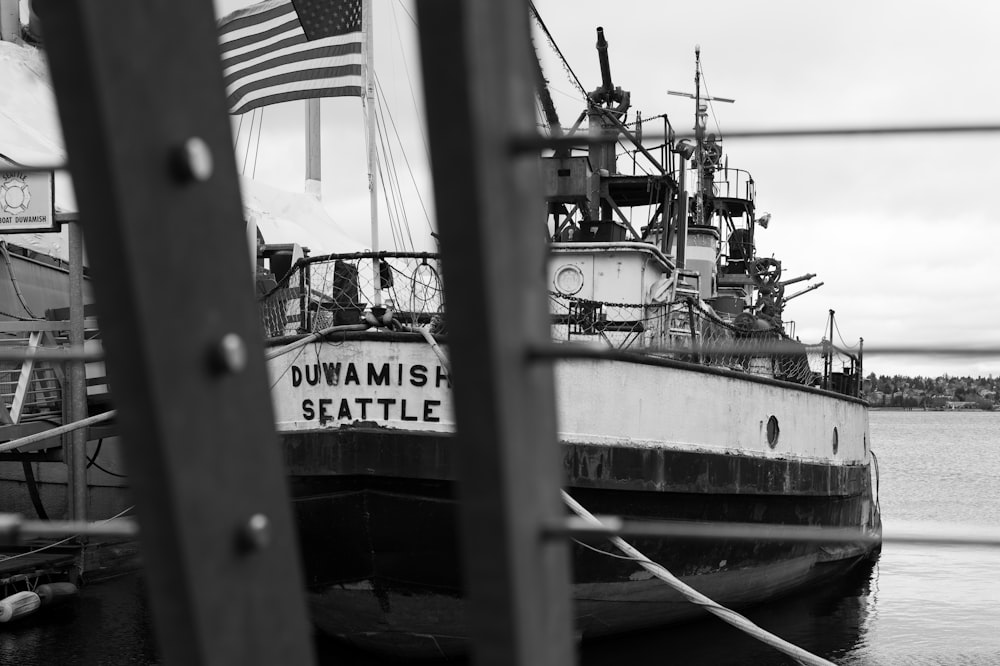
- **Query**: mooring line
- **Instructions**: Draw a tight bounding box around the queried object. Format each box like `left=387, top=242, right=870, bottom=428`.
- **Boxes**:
left=562, top=491, right=836, bottom=666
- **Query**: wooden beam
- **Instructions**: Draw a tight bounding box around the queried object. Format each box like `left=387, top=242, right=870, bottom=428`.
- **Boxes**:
left=36, top=1, right=314, bottom=664
left=415, top=2, right=575, bottom=665
left=9, top=330, right=41, bottom=424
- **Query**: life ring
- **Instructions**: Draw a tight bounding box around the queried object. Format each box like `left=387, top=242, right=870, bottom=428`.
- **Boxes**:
left=0, top=176, right=31, bottom=215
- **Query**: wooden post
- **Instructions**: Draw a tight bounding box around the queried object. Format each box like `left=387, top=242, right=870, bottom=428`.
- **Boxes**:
left=36, top=0, right=315, bottom=664
left=416, top=2, right=575, bottom=665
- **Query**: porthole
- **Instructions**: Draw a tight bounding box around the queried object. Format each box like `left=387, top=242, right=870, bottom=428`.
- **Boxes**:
left=832, top=427, right=839, bottom=455
left=766, top=415, right=780, bottom=449
left=553, top=264, right=585, bottom=296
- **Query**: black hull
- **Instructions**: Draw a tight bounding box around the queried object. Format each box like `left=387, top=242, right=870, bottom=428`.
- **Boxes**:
left=285, top=428, right=881, bottom=657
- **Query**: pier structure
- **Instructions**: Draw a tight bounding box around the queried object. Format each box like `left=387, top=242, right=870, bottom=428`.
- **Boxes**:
left=9, top=0, right=577, bottom=663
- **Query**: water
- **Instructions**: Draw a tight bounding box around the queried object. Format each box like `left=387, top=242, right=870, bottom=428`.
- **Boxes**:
left=5, top=411, right=1000, bottom=664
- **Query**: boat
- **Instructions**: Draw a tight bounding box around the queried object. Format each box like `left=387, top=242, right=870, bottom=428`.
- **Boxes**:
left=0, top=30, right=128, bottom=533
left=258, top=25, right=883, bottom=658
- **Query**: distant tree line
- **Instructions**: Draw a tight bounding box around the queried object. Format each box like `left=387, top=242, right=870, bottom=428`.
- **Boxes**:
left=865, top=373, right=997, bottom=409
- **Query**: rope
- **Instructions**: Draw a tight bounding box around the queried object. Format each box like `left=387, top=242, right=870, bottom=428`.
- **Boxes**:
left=562, top=491, right=836, bottom=666
left=406, top=325, right=450, bottom=374
left=0, top=505, right=134, bottom=564
left=264, top=324, right=370, bottom=361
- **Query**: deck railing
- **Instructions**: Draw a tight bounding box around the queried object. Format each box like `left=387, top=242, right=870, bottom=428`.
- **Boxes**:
left=258, top=252, right=863, bottom=393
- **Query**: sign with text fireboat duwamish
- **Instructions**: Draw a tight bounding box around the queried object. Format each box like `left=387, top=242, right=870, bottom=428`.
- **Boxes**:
left=0, top=171, right=56, bottom=233
left=267, top=338, right=456, bottom=432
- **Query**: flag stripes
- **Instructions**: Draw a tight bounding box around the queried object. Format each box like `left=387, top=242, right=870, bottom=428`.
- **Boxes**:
left=218, top=0, right=363, bottom=115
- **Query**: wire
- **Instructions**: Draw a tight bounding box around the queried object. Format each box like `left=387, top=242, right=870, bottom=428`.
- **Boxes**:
left=393, top=0, right=417, bottom=27
left=21, top=460, right=49, bottom=521
left=240, top=108, right=256, bottom=175
left=0, top=151, right=29, bottom=167
left=85, top=438, right=128, bottom=478
left=529, top=2, right=588, bottom=100
left=0, top=505, right=135, bottom=564
left=372, top=108, right=407, bottom=251
left=373, top=89, right=411, bottom=250
left=376, top=89, right=417, bottom=251
left=374, top=74, right=434, bottom=238
left=250, top=106, right=265, bottom=179
left=234, top=113, right=246, bottom=158
left=698, top=59, right=725, bottom=143
left=572, top=537, right=647, bottom=563
left=389, top=1, right=431, bottom=163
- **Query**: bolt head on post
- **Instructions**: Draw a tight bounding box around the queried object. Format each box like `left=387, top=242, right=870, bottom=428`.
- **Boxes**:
left=173, top=137, right=214, bottom=183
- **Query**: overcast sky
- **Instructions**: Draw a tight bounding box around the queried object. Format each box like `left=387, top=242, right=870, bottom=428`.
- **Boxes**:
left=213, top=0, right=1000, bottom=378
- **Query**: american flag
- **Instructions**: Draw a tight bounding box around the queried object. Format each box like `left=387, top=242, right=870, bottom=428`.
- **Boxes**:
left=218, top=0, right=363, bottom=115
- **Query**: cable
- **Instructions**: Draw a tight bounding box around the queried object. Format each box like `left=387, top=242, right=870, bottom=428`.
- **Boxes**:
left=698, top=59, right=725, bottom=143
left=240, top=107, right=256, bottom=175
left=389, top=1, right=431, bottom=163
left=85, top=438, right=127, bottom=478
left=21, top=460, right=49, bottom=521
left=374, top=74, right=434, bottom=238
left=250, top=106, right=265, bottom=179
left=375, top=102, right=412, bottom=250
left=373, top=119, right=405, bottom=251
left=373, top=89, right=416, bottom=251
left=0, top=151, right=28, bottom=167
left=529, top=2, right=588, bottom=100
left=393, top=0, right=417, bottom=27
left=563, top=492, right=837, bottom=666
left=234, top=112, right=246, bottom=162
left=0, top=505, right=135, bottom=564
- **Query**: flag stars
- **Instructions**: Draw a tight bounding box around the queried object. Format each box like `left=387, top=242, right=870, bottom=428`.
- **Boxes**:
left=293, top=0, right=362, bottom=41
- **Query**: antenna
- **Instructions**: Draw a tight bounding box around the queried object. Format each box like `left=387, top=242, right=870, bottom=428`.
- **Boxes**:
left=667, top=48, right=735, bottom=228
left=667, top=91, right=736, bottom=104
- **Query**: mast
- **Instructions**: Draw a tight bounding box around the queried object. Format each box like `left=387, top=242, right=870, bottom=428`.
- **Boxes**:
left=693, top=46, right=706, bottom=229
left=305, top=99, right=321, bottom=198
left=363, top=0, right=381, bottom=306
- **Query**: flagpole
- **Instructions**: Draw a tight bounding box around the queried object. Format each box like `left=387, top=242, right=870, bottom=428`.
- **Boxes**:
left=363, top=0, right=381, bottom=306
left=305, top=98, right=321, bottom=198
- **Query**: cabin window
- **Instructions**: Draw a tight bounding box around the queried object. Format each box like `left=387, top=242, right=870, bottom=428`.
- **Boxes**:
left=766, top=415, right=780, bottom=448
left=832, top=427, right=839, bottom=454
